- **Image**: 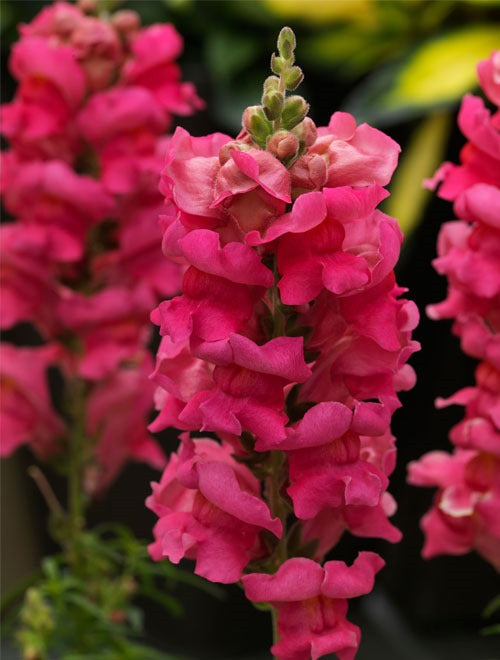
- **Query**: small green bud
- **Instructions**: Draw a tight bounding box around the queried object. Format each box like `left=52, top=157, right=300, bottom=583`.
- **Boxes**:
left=242, top=105, right=273, bottom=147
left=281, top=95, right=309, bottom=130
left=283, top=66, right=304, bottom=91
left=263, top=75, right=280, bottom=93
left=278, top=26, right=296, bottom=60
left=262, top=89, right=284, bottom=120
left=270, top=53, right=286, bottom=75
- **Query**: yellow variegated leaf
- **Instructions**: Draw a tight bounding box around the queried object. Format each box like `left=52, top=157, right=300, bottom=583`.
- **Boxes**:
left=262, top=0, right=377, bottom=25
left=386, top=113, right=451, bottom=237
left=386, top=26, right=500, bottom=108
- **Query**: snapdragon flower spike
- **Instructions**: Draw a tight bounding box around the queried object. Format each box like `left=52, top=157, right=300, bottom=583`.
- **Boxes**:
left=149, top=27, right=418, bottom=658
left=0, top=2, right=202, bottom=490
left=409, top=52, right=500, bottom=571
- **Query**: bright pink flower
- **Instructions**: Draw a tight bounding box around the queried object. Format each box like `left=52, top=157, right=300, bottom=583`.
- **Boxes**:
left=57, top=285, right=155, bottom=380
left=1, top=156, right=114, bottom=259
left=86, top=354, right=165, bottom=495
left=179, top=335, right=311, bottom=446
left=151, top=266, right=267, bottom=347
left=0, top=343, right=65, bottom=458
left=147, top=434, right=282, bottom=583
left=305, top=111, right=400, bottom=189
left=148, top=335, right=214, bottom=433
left=299, top=276, right=419, bottom=409
left=242, top=552, right=384, bottom=660
left=275, top=185, right=401, bottom=304
left=478, top=51, right=500, bottom=107
left=122, top=24, right=204, bottom=117
left=408, top=450, right=500, bottom=570
left=0, top=223, right=64, bottom=332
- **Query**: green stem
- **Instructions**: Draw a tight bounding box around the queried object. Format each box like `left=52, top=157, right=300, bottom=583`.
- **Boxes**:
left=271, top=606, right=279, bottom=659
left=66, top=378, right=87, bottom=564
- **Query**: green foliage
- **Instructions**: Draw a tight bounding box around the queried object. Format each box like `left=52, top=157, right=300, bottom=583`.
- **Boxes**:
left=386, top=112, right=451, bottom=238
left=482, top=594, right=500, bottom=636
left=2, top=525, right=221, bottom=659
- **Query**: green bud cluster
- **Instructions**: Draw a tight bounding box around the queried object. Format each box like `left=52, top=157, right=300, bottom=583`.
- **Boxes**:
left=241, top=26, right=313, bottom=166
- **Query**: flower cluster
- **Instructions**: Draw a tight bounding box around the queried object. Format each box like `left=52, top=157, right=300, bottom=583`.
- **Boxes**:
left=147, top=28, right=418, bottom=659
left=0, top=0, right=202, bottom=493
left=408, top=52, right=500, bottom=571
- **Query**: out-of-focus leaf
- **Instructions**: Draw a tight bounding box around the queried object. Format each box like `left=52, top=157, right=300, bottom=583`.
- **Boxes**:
left=205, top=30, right=260, bottom=84
left=263, top=0, right=378, bottom=25
left=484, top=594, right=500, bottom=618
left=387, top=25, right=500, bottom=107
left=386, top=112, right=451, bottom=237
left=344, top=25, right=500, bottom=124
left=302, top=27, right=404, bottom=77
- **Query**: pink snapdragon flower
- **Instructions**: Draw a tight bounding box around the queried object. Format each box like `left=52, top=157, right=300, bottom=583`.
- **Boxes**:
left=148, top=27, right=417, bottom=659
left=1, top=2, right=202, bottom=489
left=147, top=434, right=282, bottom=583
left=410, top=51, right=500, bottom=571
left=242, top=552, right=384, bottom=660
left=0, top=344, right=65, bottom=458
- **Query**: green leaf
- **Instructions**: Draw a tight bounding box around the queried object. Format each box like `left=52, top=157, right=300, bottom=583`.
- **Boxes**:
left=387, top=25, right=500, bottom=107
left=386, top=112, right=451, bottom=237
left=484, top=594, right=500, bottom=618
left=345, top=25, right=500, bottom=124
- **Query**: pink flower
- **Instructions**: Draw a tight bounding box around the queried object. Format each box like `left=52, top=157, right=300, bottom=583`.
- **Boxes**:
left=122, top=24, right=204, bottom=117
left=477, top=50, right=500, bottom=107
left=408, top=450, right=500, bottom=570
left=160, top=127, right=293, bottom=241
left=299, top=276, right=419, bottom=409
left=86, top=354, right=165, bottom=495
left=1, top=156, right=114, bottom=260
left=302, top=111, right=400, bottom=190
left=179, top=335, right=311, bottom=446
left=0, top=343, right=65, bottom=458
left=0, top=223, right=64, bottom=332
left=57, top=285, right=155, bottom=380
left=275, top=186, right=401, bottom=304
left=147, top=434, right=282, bottom=583
left=242, top=552, right=384, bottom=660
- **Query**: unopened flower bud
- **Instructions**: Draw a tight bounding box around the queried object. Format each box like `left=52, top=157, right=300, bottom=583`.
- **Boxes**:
left=281, top=95, right=309, bottom=130
left=111, top=10, right=141, bottom=34
left=278, top=26, right=296, bottom=61
left=267, top=130, right=300, bottom=161
left=292, top=117, right=317, bottom=147
left=77, top=0, right=97, bottom=13
left=242, top=106, right=273, bottom=147
left=271, top=53, right=286, bottom=75
left=219, top=140, right=251, bottom=165
left=263, top=75, right=280, bottom=93
left=283, top=66, right=304, bottom=91
left=262, top=90, right=284, bottom=120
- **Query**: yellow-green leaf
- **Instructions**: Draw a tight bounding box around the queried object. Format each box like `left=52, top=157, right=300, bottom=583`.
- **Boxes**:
left=386, top=25, right=500, bottom=108
left=386, top=112, right=451, bottom=237
left=262, top=0, right=378, bottom=25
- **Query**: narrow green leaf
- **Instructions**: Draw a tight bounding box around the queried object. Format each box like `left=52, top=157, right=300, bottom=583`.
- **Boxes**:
left=386, top=112, right=451, bottom=237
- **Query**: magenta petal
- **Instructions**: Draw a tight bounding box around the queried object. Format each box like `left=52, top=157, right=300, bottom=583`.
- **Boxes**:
left=242, top=558, right=324, bottom=602
left=179, top=229, right=273, bottom=286
left=322, top=551, right=384, bottom=599
left=197, top=461, right=282, bottom=536
left=281, top=402, right=353, bottom=450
